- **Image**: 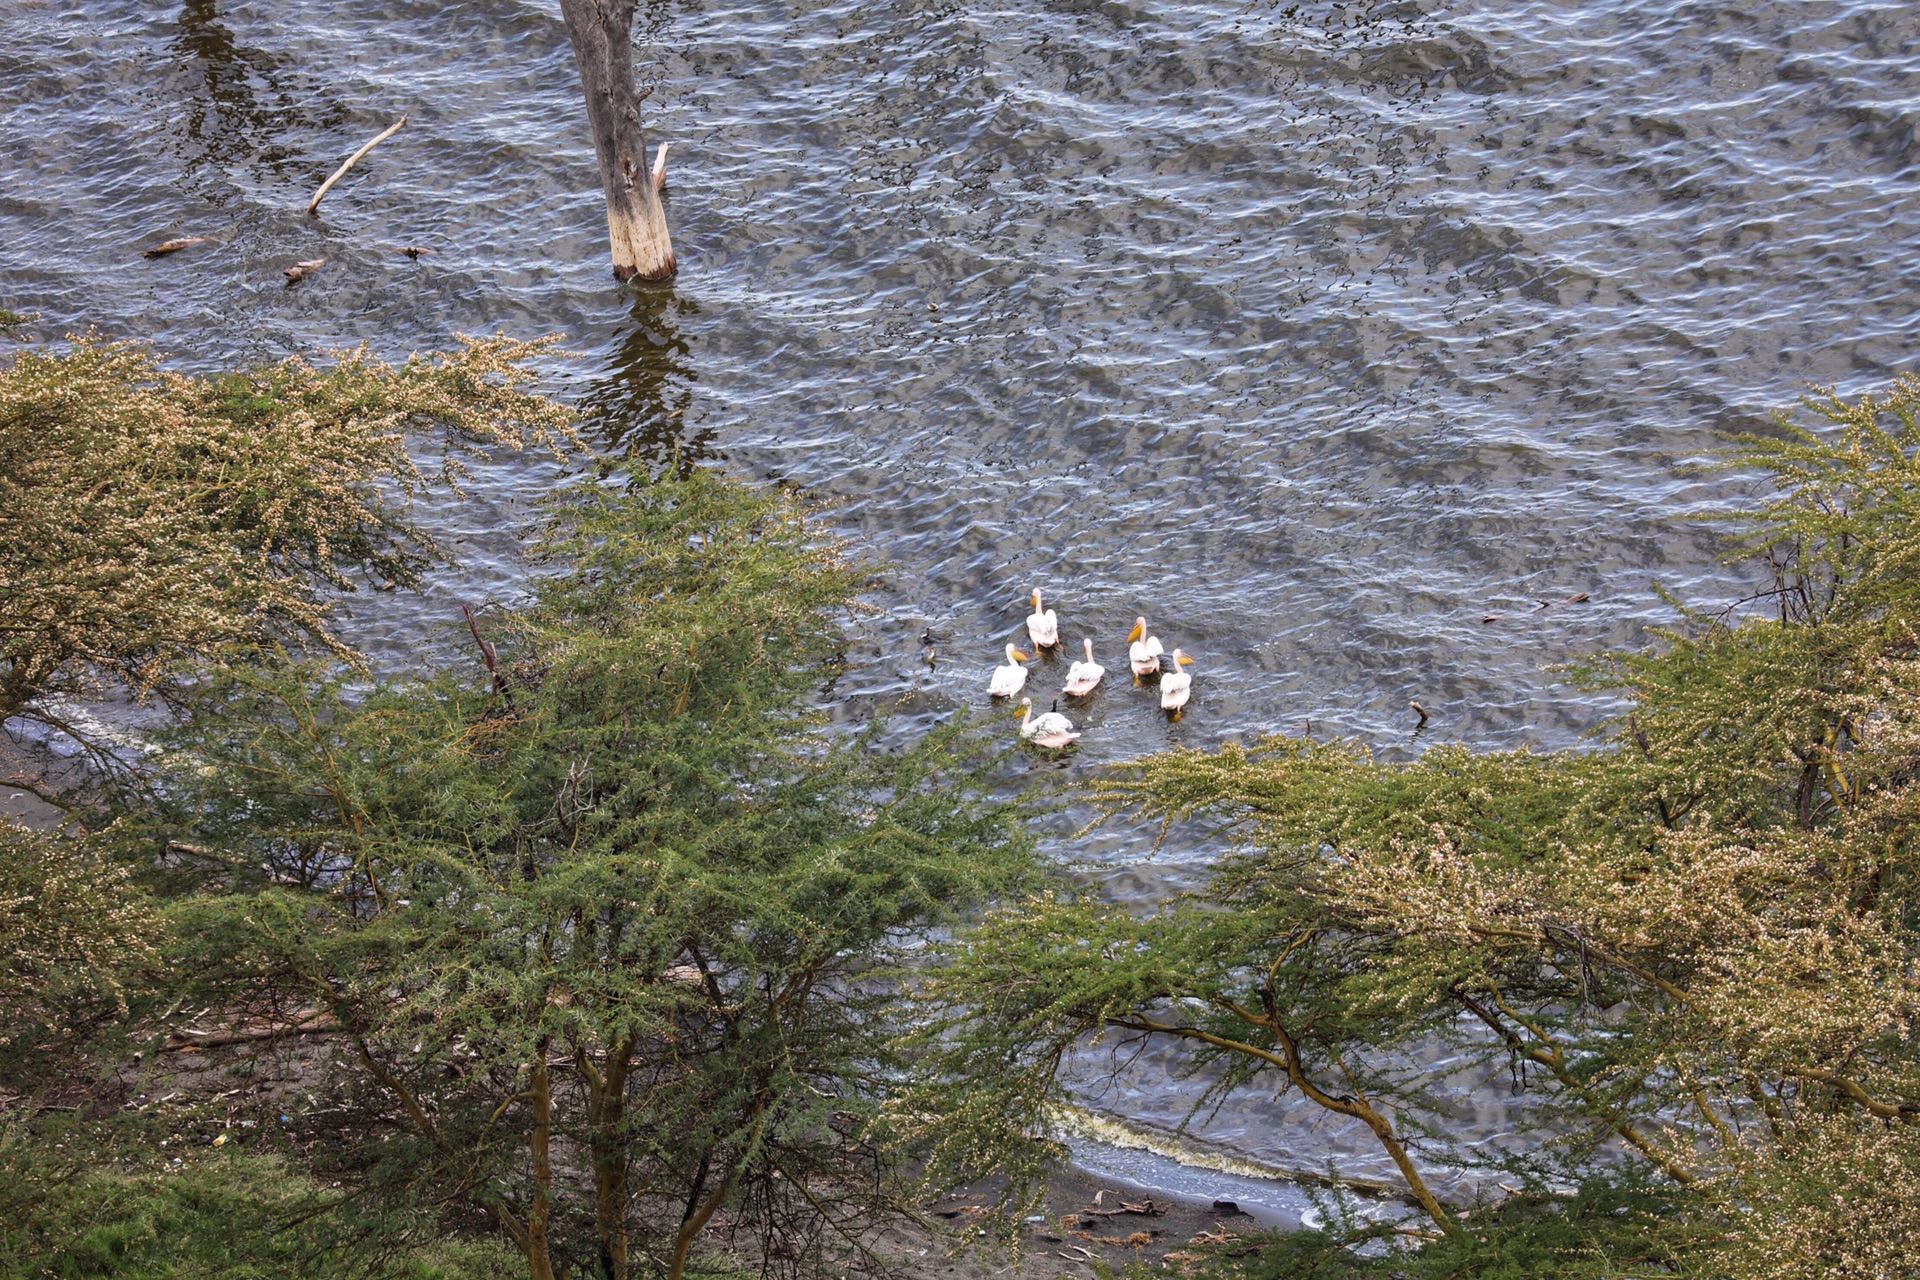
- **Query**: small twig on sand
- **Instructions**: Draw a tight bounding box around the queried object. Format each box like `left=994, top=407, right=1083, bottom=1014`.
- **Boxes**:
left=307, top=114, right=408, bottom=216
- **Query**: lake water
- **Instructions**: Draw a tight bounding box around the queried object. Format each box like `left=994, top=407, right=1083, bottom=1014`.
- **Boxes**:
left=5, top=0, right=1917, bottom=1209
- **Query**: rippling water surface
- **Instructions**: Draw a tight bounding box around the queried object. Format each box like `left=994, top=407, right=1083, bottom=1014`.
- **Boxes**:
left=5, top=0, right=1917, bottom=1196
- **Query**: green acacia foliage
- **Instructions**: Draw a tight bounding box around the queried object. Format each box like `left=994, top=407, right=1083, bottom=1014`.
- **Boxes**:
left=0, top=334, right=572, bottom=739
left=0, top=1128, right=516, bottom=1280
left=147, top=467, right=1035, bottom=1280
left=0, top=823, right=160, bottom=1078
left=907, top=376, right=1920, bottom=1277
left=1187, top=1176, right=1691, bottom=1280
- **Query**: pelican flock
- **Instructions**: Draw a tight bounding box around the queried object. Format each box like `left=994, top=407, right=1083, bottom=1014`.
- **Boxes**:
left=979, top=590, right=1198, bottom=748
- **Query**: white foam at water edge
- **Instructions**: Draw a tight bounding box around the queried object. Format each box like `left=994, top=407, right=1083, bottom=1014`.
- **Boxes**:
left=1049, top=1105, right=1412, bottom=1231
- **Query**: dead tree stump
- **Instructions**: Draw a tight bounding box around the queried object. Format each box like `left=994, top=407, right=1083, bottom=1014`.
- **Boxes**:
left=560, top=0, right=675, bottom=282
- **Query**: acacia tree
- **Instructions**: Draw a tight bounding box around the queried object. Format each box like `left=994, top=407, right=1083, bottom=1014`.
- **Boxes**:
left=560, top=0, right=675, bottom=282
left=0, top=334, right=572, bottom=776
left=0, top=822, right=159, bottom=1081
left=907, top=377, right=1920, bottom=1279
left=152, top=466, right=1033, bottom=1280
left=0, top=331, right=568, bottom=1107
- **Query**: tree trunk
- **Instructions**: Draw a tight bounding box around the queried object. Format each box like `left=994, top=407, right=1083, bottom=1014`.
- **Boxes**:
left=525, top=1047, right=559, bottom=1280
left=587, top=1039, right=634, bottom=1280
left=669, top=1158, right=741, bottom=1280
left=594, top=1146, right=630, bottom=1280
left=559, top=0, right=675, bottom=281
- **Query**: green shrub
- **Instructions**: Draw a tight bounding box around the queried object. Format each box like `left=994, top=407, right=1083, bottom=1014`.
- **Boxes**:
left=0, top=1124, right=516, bottom=1279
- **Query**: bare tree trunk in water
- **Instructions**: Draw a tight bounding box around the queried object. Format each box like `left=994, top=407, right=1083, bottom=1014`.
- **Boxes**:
left=559, top=0, right=675, bottom=281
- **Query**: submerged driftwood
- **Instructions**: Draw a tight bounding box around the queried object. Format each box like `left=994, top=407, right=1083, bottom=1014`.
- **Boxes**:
left=307, top=115, right=407, bottom=217
left=142, top=236, right=213, bottom=258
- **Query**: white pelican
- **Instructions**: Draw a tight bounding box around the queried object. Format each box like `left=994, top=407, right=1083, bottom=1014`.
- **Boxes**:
left=988, top=642, right=1031, bottom=698
left=1017, top=697, right=1080, bottom=748
left=1061, top=638, right=1105, bottom=696
left=1026, top=588, right=1060, bottom=649
left=1159, top=649, right=1197, bottom=711
left=1127, top=617, right=1164, bottom=677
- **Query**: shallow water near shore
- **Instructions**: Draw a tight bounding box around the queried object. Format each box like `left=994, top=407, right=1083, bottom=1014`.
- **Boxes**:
left=5, top=0, right=1918, bottom=1201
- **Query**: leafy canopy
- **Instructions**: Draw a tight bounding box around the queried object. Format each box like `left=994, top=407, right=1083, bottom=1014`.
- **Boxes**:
left=907, top=375, right=1920, bottom=1279
left=145, top=464, right=1037, bottom=1280
left=0, top=334, right=573, bottom=735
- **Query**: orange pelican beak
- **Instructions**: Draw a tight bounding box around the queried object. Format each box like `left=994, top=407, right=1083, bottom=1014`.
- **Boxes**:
left=1127, top=619, right=1145, bottom=643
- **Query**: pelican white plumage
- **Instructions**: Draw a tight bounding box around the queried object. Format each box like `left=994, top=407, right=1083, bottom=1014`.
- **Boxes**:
left=1026, top=588, right=1060, bottom=649
left=1159, top=648, right=1196, bottom=711
left=1061, top=638, right=1105, bottom=696
left=988, top=642, right=1031, bottom=698
left=1018, top=697, right=1080, bottom=748
left=1127, top=617, right=1164, bottom=677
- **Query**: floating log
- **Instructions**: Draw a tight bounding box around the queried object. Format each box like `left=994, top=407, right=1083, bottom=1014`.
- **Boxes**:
left=306, top=114, right=408, bottom=217
left=1526, top=590, right=1593, bottom=613
left=284, top=257, right=328, bottom=283
left=143, top=236, right=213, bottom=258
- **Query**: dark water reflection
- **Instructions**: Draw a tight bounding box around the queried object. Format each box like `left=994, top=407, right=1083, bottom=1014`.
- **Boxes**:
left=4, top=0, right=1919, bottom=1186
left=169, top=0, right=345, bottom=186
left=581, top=288, right=716, bottom=466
